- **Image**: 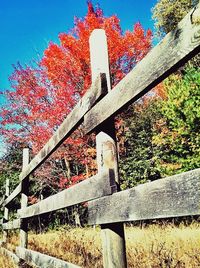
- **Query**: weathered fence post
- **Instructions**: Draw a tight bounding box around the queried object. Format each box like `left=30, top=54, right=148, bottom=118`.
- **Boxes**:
left=3, top=179, right=10, bottom=243
left=89, top=29, right=127, bottom=268
left=20, top=148, right=29, bottom=248
left=89, top=29, right=111, bottom=91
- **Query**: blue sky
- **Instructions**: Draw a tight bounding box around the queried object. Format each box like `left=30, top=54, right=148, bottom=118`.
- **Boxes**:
left=0, top=0, right=157, bottom=92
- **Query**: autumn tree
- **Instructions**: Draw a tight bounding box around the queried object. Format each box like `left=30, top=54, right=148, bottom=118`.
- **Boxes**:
left=0, top=1, right=152, bottom=190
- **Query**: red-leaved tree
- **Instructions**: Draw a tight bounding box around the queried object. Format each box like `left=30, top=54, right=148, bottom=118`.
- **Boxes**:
left=0, top=1, right=152, bottom=192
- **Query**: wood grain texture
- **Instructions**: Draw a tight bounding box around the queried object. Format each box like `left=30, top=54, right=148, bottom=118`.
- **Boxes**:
left=2, top=219, right=21, bottom=230
left=20, top=148, right=29, bottom=249
left=16, top=247, right=80, bottom=268
left=3, top=183, right=22, bottom=207
left=19, top=74, right=107, bottom=181
left=96, top=130, right=119, bottom=187
left=4, top=179, right=10, bottom=214
left=18, top=170, right=112, bottom=218
left=3, top=179, right=10, bottom=243
left=88, top=168, right=200, bottom=225
left=91, top=28, right=127, bottom=268
left=101, top=223, right=127, bottom=268
left=90, top=29, right=111, bottom=90
left=96, top=131, right=127, bottom=268
left=84, top=3, right=200, bottom=134
left=0, top=247, right=20, bottom=265
left=0, top=196, right=5, bottom=206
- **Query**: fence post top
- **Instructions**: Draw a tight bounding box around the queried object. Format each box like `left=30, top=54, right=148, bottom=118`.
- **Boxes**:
left=90, top=29, right=106, bottom=36
left=23, top=148, right=29, bottom=155
left=89, top=28, right=111, bottom=91
left=22, top=148, right=29, bottom=171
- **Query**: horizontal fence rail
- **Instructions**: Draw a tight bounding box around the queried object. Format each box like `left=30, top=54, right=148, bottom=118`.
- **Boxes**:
left=3, top=183, right=22, bottom=207
left=18, top=170, right=116, bottom=218
left=16, top=247, right=80, bottom=268
left=88, top=168, right=200, bottom=224
left=0, top=3, right=200, bottom=268
left=2, top=219, right=21, bottom=230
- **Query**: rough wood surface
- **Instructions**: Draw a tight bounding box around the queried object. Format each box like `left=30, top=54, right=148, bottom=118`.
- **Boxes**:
left=96, top=130, right=127, bottom=268
left=97, top=131, right=127, bottom=268
left=84, top=3, right=200, bottom=134
left=18, top=171, right=112, bottom=218
left=88, top=168, right=200, bottom=225
left=101, top=223, right=127, bottom=268
left=90, top=29, right=111, bottom=90
left=96, top=131, right=119, bottom=188
left=90, top=28, right=127, bottom=268
left=2, top=219, right=21, bottom=230
left=19, top=74, right=107, bottom=181
left=0, top=196, right=5, bottom=206
left=3, top=179, right=10, bottom=243
left=20, top=148, right=29, bottom=249
left=4, top=179, right=10, bottom=213
left=3, top=183, right=22, bottom=207
left=0, top=247, right=20, bottom=264
left=16, top=247, right=80, bottom=268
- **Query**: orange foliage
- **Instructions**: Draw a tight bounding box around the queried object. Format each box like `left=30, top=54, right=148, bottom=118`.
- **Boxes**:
left=0, top=2, right=152, bottom=188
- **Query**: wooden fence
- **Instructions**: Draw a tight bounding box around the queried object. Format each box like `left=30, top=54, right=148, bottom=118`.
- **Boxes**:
left=1, top=3, right=200, bottom=268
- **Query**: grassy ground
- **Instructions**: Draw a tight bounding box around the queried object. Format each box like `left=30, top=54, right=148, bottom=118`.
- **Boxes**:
left=0, top=254, right=16, bottom=268
left=1, top=223, right=200, bottom=268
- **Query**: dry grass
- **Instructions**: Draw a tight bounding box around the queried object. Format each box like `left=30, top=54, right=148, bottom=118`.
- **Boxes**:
left=0, top=257, right=16, bottom=268
left=1, top=223, right=200, bottom=268
left=125, top=223, right=200, bottom=268
left=0, top=253, right=17, bottom=268
left=29, top=228, right=102, bottom=267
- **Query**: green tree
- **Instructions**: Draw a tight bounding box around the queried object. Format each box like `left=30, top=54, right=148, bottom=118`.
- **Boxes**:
left=119, top=100, right=161, bottom=189
left=153, top=68, right=200, bottom=176
left=152, top=0, right=199, bottom=67
left=0, top=142, right=24, bottom=218
left=152, top=0, right=197, bottom=36
left=0, top=142, right=23, bottom=194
